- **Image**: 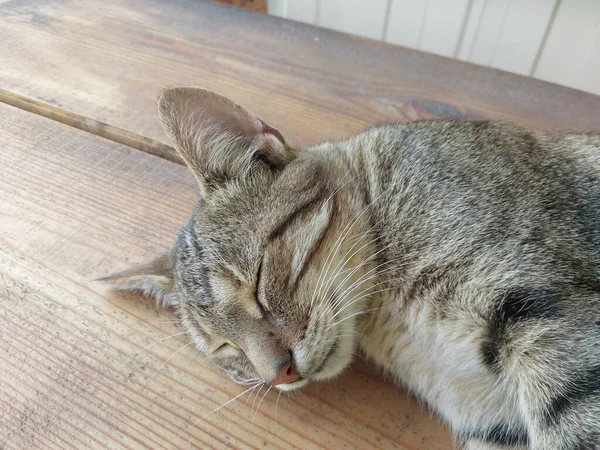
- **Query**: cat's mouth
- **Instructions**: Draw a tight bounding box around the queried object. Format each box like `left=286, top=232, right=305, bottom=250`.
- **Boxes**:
left=223, top=339, right=341, bottom=391
left=270, top=339, right=340, bottom=391
left=274, top=378, right=308, bottom=391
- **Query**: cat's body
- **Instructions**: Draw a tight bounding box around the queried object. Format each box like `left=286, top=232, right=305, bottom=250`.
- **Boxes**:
left=346, top=122, right=600, bottom=449
left=104, top=88, right=600, bottom=449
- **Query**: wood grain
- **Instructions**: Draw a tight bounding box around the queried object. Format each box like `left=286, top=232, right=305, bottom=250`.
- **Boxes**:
left=0, top=88, right=180, bottom=164
left=0, top=0, right=599, bottom=165
left=0, top=102, right=453, bottom=449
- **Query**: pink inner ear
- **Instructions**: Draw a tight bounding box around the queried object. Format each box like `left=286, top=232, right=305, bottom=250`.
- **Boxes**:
left=204, top=97, right=262, bottom=138
left=262, top=125, right=286, bottom=145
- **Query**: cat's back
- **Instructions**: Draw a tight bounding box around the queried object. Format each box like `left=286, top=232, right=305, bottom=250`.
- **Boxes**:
left=351, top=120, right=600, bottom=263
left=347, top=119, right=600, bottom=309
left=349, top=121, right=600, bottom=448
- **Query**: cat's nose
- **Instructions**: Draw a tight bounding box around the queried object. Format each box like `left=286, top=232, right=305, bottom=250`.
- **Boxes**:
left=272, top=360, right=300, bottom=385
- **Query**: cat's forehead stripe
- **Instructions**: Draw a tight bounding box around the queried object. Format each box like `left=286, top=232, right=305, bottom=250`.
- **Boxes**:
left=290, top=200, right=336, bottom=294
left=268, top=191, right=325, bottom=241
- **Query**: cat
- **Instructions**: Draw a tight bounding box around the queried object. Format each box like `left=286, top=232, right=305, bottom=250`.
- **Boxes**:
left=102, top=87, right=600, bottom=449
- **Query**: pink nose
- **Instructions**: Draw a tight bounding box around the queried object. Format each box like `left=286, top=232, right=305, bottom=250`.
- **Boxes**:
left=272, top=361, right=300, bottom=385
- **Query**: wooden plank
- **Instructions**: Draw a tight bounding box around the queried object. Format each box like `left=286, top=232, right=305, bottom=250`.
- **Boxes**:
left=1, top=0, right=599, bottom=167
left=0, top=88, right=178, bottom=164
left=0, top=102, right=453, bottom=449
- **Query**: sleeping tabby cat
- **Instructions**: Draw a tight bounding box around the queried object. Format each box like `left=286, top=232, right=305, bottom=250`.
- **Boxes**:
left=103, top=87, right=600, bottom=449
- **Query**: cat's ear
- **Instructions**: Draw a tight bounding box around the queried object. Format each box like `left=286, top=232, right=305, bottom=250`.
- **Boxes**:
left=158, top=86, right=296, bottom=196
left=98, top=250, right=177, bottom=308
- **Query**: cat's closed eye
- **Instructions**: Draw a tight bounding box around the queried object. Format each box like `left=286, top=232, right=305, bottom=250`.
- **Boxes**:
left=254, top=258, right=278, bottom=325
left=213, top=342, right=240, bottom=356
left=254, top=258, right=267, bottom=314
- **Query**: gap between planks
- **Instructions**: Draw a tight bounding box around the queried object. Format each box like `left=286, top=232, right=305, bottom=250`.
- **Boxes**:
left=0, top=88, right=182, bottom=165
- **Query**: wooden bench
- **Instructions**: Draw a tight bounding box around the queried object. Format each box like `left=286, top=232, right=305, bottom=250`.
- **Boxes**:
left=1, top=1, right=599, bottom=448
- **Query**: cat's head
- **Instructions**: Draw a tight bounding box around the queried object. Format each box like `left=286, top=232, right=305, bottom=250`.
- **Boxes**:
left=103, top=87, right=374, bottom=390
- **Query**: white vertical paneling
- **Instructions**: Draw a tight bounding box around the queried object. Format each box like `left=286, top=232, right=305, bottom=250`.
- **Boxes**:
left=287, top=0, right=319, bottom=24
left=318, top=0, right=389, bottom=40
left=457, top=0, right=486, bottom=60
left=267, top=0, right=600, bottom=96
left=535, top=0, right=600, bottom=95
left=578, top=29, right=600, bottom=96
left=462, top=0, right=511, bottom=66
left=268, top=0, right=287, bottom=17
left=490, top=0, right=558, bottom=75
left=384, top=0, right=428, bottom=48
left=418, top=0, right=471, bottom=57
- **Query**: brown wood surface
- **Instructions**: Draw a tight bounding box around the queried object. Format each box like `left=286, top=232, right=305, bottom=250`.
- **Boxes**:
left=1, top=0, right=599, bottom=165
left=0, top=102, right=453, bottom=449
left=1, top=0, right=600, bottom=449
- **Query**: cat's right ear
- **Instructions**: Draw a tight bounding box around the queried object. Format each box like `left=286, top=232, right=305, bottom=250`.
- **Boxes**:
left=97, top=250, right=177, bottom=308
left=157, top=86, right=296, bottom=196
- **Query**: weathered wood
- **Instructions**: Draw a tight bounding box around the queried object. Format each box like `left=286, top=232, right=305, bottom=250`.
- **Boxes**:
left=0, top=0, right=599, bottom=165
left=0, top=88, right=180, bottom=164
left=2, top=1, right=599, bottom=448
left=0, top=103, right=453, bottom=449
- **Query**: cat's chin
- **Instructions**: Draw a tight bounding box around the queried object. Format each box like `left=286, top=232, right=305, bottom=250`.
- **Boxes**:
left=274, top=378, right=309, bottom=391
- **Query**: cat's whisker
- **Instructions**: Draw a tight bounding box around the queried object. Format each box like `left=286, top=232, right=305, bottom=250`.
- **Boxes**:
left=147, top=341, right=194, bottom=381
left=311, top=189, right=391, bottom=309
left=316, top=266, right=383, bottom=323
left=226, top=371, right=262, bottom=385
left=244, top=381, right=265, bottom=406
left=178, top=383, right=262, bottom=440
left=330, top=262, right=409, bottom=312
left=316, top=246, right=405, bottom=322
left=319, top=186, right=391, bottom=276
left=327, top=286, right=399, bottom=327
left=322, top=250, right=384, bottom=313
left=313, top=238, right=385, bottom=321
left=315, top=233, right=382, bottom=311
left=350, top=351, right=368, bottom=364
left=123, top=331, right=189, bottom=367
left=252, top=384, right=272, bottom=424
left=251, top=383, right=265, bottom=411
left=311, top=227, right=376, bottom=309
left=309, top=172, right=365, bottom=307
left=275, top=389, right=284, bottom=420
left=326, top=306, right=383, bottom=332
left=326, top=279, right=396, bottom=322
left=329, top=251, right=406, bottom=305
left=324, top=258, right=410, bottom=321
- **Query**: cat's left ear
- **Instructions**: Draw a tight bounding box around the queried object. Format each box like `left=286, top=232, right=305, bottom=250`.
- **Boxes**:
left=157, top=86, right=296, bottom=196
left=98, top=250, right=177, bottom=308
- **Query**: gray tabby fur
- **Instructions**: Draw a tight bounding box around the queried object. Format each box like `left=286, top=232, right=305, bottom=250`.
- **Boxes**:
left=103, top=87, right=600, bottom=449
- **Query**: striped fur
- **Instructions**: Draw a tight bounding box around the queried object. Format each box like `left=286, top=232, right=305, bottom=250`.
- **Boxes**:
left=106, top=88, right=600, bottom=449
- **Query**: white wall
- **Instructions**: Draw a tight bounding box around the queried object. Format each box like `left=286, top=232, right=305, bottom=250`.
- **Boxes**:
left=268, top=0, right=600, bottom=96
